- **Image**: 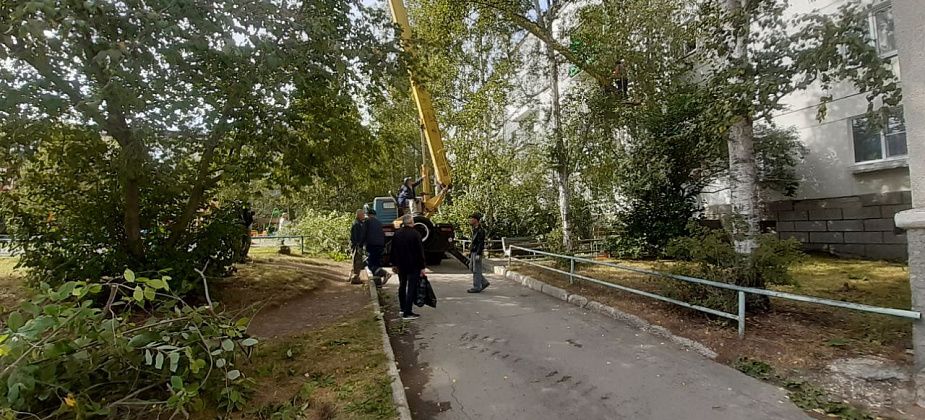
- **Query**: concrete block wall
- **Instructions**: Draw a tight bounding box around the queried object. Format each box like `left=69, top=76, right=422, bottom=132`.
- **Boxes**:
left=767, top=191, right=912, bottom=261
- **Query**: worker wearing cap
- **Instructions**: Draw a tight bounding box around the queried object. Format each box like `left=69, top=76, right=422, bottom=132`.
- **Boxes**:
left=466, top=212, right=490, bottom=293
left=397, top=176, right=424, bottom=214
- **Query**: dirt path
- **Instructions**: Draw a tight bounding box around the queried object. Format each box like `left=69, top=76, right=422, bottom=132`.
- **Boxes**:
left=243, top=258, right=370, bottom=338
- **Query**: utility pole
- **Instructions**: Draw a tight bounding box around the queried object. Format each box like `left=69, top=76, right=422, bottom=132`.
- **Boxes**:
left=892, top=0, right=925, bottom=407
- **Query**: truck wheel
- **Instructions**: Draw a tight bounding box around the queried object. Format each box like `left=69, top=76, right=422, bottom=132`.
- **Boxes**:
left=412, top=216, right=437, bottom=246
left=426, top=252, right=444, bottom=266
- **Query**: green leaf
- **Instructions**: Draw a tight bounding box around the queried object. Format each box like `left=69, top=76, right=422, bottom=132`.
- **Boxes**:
left=170, top=376, right=183, bottom=390
left=190, top=358, right=206, bottom=374
left=241, top=338, right=258, bottom=347
left=215, top=358, right=226, bottom=368
left=132, top=286, right=144, bottom=302
left=143, top=286, right=156, bottom=301
left=145, top=278, right=167, bottom=290
left=221, top=339, right=234, bottom=352
left=169, top=352, right=180, bottom=372
left=145, top=349, right=153, bottom=365
left=124, top=269, right=136, bottom=283
left=128, top=333, right=155, bottom=348
left=155, top=352, right=165, bottom=369
left=226, top=370, right=241, bottom=380
left=7, top=312, right=24, bottom=331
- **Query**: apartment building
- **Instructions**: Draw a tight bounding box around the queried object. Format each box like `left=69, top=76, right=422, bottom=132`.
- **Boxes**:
left=701, top=0, right=911, bottom=260
left=502, top=0, right=912, bottom=260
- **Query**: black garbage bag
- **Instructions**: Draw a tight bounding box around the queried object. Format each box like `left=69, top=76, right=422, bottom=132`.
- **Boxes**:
left=414, top=275, right=437, bottom=308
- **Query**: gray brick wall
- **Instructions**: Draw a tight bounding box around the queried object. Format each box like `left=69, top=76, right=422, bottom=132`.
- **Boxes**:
left=765, top=191, right=910, bottom=261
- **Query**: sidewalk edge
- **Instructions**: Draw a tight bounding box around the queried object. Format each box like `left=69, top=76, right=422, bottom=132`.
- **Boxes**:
left=369, top=280, right=413, bottom=420
left=487, top=260, right=718, bottom=360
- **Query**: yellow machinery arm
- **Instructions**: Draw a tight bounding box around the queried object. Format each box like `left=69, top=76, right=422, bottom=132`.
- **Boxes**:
left=387, top=0, right=452, bottom=216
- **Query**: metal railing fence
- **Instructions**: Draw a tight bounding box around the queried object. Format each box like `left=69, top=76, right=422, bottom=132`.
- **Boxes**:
left=249, top=235, right=305, bottom=254
left=504, top=244, right=920, bottom=338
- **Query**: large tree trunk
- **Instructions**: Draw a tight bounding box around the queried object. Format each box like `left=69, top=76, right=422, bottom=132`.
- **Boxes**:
left=725, top=0, right=759, bottom=254
left=107, top=115, right=146, bottom=262
left=529, top=0, right=573, bottom=251
left=727, top=117, right=760, bottom=254
left=546, top=37, right=573, bottom=251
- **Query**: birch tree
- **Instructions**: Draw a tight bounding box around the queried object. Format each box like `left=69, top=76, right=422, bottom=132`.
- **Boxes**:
left=700, top=0, right=902, bottom=254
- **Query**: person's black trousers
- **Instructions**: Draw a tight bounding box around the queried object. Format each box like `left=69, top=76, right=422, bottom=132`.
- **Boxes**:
left=398, top=271, right=421, bottom=315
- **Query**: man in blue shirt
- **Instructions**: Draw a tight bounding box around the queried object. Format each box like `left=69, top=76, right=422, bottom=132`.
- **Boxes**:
left=397, top=176, right=423, bottom=214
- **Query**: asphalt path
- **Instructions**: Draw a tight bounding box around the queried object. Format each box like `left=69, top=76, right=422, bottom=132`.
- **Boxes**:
left=384, top=259, right=807, bottom=419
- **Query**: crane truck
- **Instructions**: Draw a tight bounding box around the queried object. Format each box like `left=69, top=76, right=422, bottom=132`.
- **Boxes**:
left=366, top=0, right=464, bottom=267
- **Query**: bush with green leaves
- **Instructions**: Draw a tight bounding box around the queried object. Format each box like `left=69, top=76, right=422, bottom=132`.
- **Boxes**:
left=291, top=210, right=353, bottom=261
left=663, top=225, right=804, bottom=312
left=3, top=157, right=249, bottom=294
left=0, top=270, right=256, bottom=418
left=602, top=235, right=648, bottom=260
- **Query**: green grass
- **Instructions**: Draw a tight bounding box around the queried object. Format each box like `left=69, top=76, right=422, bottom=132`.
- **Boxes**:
left=0, top=257, right=28, bottom=314
left=241, top=314, right=395, bottom=420
left=782, top=256, right=909, bottom=308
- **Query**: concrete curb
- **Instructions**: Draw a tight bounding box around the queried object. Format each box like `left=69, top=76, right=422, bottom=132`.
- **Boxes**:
left=368, top=281, right=413, bottom=420
left=488, top=261, right=719, bottom=360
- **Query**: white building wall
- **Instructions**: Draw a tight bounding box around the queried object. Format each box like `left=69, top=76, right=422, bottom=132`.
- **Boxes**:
left=700, top=0, right=910, bottom=205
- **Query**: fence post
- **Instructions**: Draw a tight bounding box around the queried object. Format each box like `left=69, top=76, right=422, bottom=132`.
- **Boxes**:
left=737, top=291, right=746, bottom=338
left=569, top=258, right=575, bottom=285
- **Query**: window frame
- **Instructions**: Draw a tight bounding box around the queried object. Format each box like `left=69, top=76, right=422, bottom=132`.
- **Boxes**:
left=868, top=1, right=897, bottom=58
left=850, top=107, right=907, bottom=164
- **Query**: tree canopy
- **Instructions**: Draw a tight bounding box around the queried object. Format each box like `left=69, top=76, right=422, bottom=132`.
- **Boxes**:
left=0, top=0, right=399, bottom=285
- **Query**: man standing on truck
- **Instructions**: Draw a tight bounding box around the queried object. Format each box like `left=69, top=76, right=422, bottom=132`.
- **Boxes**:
left=364, top=209, right=391, bottom=286
left=348, top=209, right=366, bottom=284
left=391, top=214, right=426, bottom=319
left=466, top=213, right=490, bottom=293
left=397, top=176, right=423, bottom=214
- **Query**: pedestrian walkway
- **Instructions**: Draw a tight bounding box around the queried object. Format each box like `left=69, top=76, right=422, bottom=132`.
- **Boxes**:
left=385, top=259, right=808, bottom=419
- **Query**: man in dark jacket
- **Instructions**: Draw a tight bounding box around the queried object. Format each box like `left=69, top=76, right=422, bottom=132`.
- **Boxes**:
left=391, top=214, right=426, bottom=319
left=467, top=213, right=490, bottom=293
left=348, top=209, right=366, bottom=284
left=397, top=176, right=423, bottom=214
left=238, top=203, right=256, bottom=263
left=364, top=209, right=391, bottom=286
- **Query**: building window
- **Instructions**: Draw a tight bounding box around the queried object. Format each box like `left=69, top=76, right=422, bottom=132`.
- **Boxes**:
left=851, top=107, right=906, bottom=163
left=870, top=2, right=896, bottom=57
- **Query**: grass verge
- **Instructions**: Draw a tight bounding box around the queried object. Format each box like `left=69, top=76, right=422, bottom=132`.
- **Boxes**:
left=241, top=313, right=395, bottom=420
left=205, top=255, right=393, bottom=419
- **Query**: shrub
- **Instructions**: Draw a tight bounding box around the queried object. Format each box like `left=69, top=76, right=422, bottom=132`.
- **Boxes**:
left=0, top=270, right=256, bottom=418
left=663, top=225, right=804, bottom=312
left=292, top=210, right=353, bottom=261
left=603, top=235, right=649, bottom=260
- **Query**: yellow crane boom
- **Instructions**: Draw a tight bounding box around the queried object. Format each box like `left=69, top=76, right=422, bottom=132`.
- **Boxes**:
left=387, top=0, right=452, bottom=215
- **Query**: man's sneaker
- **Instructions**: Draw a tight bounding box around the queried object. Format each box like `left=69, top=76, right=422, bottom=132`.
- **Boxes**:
left=467, top=288, right=481, bottom=293
left=480, top=282, right=490, bottom=291
left=401, top=313, right=420, bottom=320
